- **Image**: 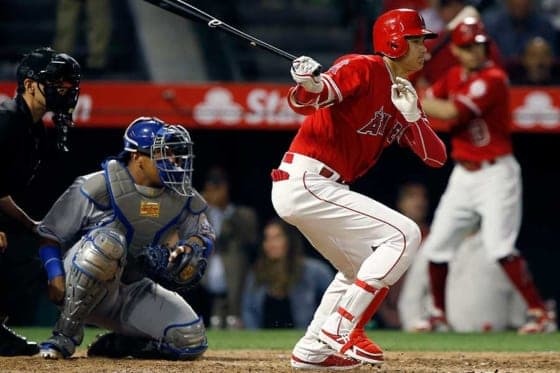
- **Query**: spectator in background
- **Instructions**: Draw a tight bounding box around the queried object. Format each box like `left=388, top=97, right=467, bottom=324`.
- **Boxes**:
left=375, top=182, right=431, bottom=329
left=54, top=0, right=112, bottom=75
left=394, top=182, right=431, bottom=238
left=541, top=0, right=560, bottom=37
left=242, top=218, right=334, bottom=329
left=482, top=0, right=558, bottom=59
left=0, top=232, right=6, bottom=251
left=201, top=166, right=259, bottom=329
left=508, top=37, right=560, bottom=86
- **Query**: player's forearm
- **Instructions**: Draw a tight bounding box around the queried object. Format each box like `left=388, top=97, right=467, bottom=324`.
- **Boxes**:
left=287, top=80, right=336, bottom=115
left=287, top=87, right=319, bottom=115
left=399, top=119, right=447, bottom=168
left=422, top=98, right=458, bottom=120
left=183, top=213, right=216, bottom=257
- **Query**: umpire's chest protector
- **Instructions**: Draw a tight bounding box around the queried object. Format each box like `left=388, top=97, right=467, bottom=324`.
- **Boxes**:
left=83, top=160, right=204, bottom=257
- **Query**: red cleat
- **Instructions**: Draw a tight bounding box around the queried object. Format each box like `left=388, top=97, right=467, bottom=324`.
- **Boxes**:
left=291, top=337, right=361, bottom=370
left=320, top=327, right=384, bottom=365
left=291, top=352, right=361, bottom=370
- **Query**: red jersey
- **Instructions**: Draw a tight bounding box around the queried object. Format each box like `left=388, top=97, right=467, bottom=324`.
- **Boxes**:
left=288, top=54, right=446, bottom=183
left=426, top=61, right=512, bottom=162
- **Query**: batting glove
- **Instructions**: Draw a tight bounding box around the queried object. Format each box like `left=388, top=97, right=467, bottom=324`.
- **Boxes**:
left=391, top=77, right=421, bottom=122
left=291, top=56, right=323, bottom=93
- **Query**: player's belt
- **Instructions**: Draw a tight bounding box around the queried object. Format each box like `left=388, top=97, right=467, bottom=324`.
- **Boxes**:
left=456, top=158, right=496, bottom=171
left=271, top=152, right=345, bottom=183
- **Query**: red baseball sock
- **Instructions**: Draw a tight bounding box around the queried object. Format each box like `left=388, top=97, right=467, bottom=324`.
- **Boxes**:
left=428, top=261, right=448, bottom=313
left=499, top=255, right=545, bottom=310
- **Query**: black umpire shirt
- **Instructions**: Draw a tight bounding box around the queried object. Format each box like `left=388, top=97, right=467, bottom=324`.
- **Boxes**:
left=0, top=95, right=47, bottom=198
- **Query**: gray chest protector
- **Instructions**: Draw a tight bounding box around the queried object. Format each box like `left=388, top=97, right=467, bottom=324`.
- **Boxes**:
left=82, top=159, right=206, bottom=283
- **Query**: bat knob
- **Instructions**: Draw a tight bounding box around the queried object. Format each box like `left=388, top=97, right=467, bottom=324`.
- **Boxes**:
left=312, top=65, right=322, bottom=77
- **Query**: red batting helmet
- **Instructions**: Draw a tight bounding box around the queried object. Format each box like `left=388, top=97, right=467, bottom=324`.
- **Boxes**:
left=373, top=8, right=437, bottom=59
left=451, top=17, right=489, bottom=47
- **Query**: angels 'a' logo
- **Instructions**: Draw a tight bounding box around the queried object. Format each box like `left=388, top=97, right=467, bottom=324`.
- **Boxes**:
left=357, top=106, right=391, bottom=136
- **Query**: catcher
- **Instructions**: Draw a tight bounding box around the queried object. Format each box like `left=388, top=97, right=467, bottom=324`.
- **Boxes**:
left=36, top=117, right=215, bottom=360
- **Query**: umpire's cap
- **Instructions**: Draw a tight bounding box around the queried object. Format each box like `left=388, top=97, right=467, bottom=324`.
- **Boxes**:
left=16, top=47, right=57, bottom=92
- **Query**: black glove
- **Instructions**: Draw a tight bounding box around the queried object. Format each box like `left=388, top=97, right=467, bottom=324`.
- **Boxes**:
left=167, top=241, right=208, bottom=288
left=138, top=242, right=207, bottom=292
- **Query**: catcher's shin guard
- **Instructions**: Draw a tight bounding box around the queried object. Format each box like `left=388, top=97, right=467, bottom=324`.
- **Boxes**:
left=320, top=279, right=389, bottom=364
left=41, top=228, right=126, bottom=359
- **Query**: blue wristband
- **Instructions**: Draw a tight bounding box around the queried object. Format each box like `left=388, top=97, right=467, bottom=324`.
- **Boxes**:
left=39, top=245, right=65, bottom=281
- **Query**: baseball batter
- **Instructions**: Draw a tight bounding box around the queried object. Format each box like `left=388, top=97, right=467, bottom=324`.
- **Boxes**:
left=37, top=117, right=215, bottom=359
left=271, top=9, right=447, bottom=370
left=421, top=17, right=556, bottom=334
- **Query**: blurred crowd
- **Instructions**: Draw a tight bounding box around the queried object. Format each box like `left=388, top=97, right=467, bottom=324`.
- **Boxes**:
left=2, top=0, right=557, bottom=83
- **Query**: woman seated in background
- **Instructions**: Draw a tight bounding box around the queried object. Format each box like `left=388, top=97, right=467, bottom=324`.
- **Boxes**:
left=242, top=218, right=334, bottom=329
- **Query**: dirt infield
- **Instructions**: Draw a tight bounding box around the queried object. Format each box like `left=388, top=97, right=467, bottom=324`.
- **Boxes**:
left=1, top=350, right=559, bottom=372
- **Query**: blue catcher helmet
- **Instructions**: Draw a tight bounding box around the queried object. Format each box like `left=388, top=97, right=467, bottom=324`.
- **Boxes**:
left=124, top=117, right=195, bottom=196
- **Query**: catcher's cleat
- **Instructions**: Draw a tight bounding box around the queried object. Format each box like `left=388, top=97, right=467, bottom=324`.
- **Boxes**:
left=39, top=344, right=65, bottom=359
left=291, top=338, right=361, bottom=370
left=39, top=333, right=77, bottom=359
left=0, top=321, right=39, bottom=356
left=88, top=331, right=207, bottom=360
left=518, top=308, right=557, bottom=334
left=88, top=332, right=150, bottom=358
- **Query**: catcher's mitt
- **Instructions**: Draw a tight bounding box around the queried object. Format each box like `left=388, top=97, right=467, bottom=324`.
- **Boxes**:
left=138, top=241, right=207, bottom=291
left=167, top=241, right=207, bottom=287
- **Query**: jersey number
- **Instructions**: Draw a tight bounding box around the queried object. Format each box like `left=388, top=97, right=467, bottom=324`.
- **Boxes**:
left=468, top=118, right=490, bottom=147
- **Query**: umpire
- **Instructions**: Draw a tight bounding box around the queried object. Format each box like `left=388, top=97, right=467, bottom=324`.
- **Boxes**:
left=0, top=47, right=80, bottom=355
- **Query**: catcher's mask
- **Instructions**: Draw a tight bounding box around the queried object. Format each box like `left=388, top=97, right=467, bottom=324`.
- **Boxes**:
left=124, top=117, right=195, bottom=196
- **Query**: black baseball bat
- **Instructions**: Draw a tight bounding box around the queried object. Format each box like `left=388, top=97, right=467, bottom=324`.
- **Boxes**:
left=142, top=0, right=297, bottom=61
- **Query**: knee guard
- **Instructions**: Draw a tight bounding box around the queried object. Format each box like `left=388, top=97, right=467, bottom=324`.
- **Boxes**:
left=73, top=227, right=126, bottom=281
left=160, top=317, right=208, bottom=360
left=56, top=228, right=126, bottom=344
